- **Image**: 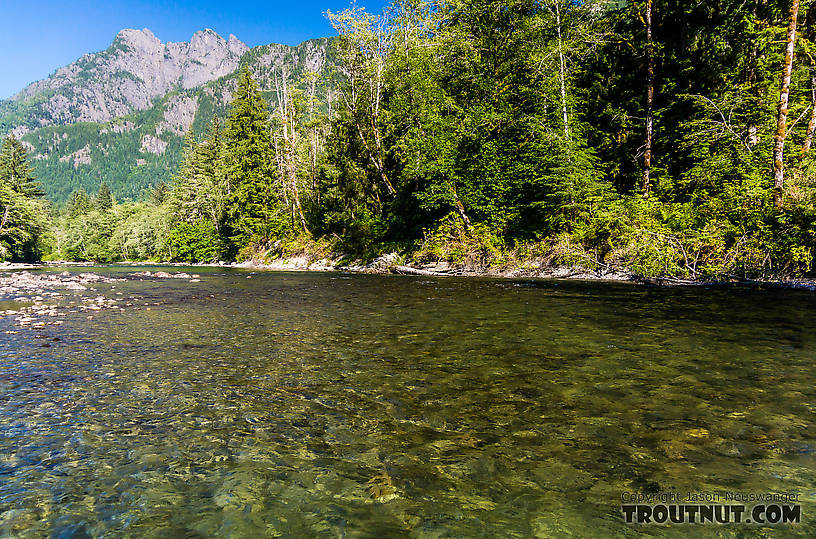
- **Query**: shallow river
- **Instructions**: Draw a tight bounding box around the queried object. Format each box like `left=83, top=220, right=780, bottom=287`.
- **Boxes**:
left=0, top=267, right=815, bottom=537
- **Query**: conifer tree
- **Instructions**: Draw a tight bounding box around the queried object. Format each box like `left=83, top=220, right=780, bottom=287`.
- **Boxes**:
left=223, top=68, right=279, bottom=250
left=199, top=115, right=228, bottom=233
left=0, top=136, right=48, bottom=261
left=67, top=188, right=92, bottom=218
left=0, top=136, right=43, bottom=198
left=172, top=131, right=206, bottom=223
left=96, top=182, right=113, bottom=212
left=172, top=116, right=228, bottom=233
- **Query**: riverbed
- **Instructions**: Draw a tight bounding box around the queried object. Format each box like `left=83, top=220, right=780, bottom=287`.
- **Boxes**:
left=0, top=266, right=814, bottom=536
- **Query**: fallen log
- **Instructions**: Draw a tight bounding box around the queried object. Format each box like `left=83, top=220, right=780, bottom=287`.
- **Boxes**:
left=392, top=265, right=449, bottom=276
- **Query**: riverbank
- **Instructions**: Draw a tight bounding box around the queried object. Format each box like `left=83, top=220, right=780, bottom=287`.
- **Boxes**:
left=7, top=255, right=816, bottom=290
left=236, top=253, right=816, bottom=290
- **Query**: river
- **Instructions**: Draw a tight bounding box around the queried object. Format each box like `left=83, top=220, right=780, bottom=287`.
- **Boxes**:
left=0, top=267, right=814, bottom=536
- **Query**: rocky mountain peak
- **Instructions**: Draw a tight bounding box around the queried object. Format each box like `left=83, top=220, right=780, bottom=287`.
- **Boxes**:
left=0, top=33, right=332, bottom=202
left=7, top=28, right=251, bottom=126
left=189, top=28, right=222, bottom=49
left=228, top=34, right=248, bottom=56
left=115, top=28, right=160, bottom=49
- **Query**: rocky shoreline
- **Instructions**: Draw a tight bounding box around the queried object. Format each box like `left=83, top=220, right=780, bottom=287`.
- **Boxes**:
left=0, top=269, right=201, bottom=333
left=236, top=254, right=816, bottom=290
left=2, top=258, right=815, bottom=310
left=233, top=253, right=635, bottom=281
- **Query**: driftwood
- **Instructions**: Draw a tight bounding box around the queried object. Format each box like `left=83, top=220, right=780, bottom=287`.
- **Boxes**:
left=392, top=265, right=450, bottom=276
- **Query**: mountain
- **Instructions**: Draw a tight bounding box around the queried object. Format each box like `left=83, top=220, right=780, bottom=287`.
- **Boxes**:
left=0, top=29, right=333, bottom=203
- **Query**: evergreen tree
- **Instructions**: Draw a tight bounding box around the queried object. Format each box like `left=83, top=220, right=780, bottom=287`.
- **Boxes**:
left=222, top=68, right=279, bottom=251
left=0, top=135, right=43, bottom=197
left=149, top=183, right=170, bottom=206
left=171, top=117, right=227, bottom=230
left=0, top=136, right=48, bottom=261
left=96, top=182, right=113, bottom=211
left=196, top=115, right=228, bottom=233
left=41, top=0, right=816, bottom=276
left=67, top=188, right=93, bottom=218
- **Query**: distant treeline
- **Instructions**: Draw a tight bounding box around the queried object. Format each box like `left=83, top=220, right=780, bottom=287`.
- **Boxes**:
left=4, top=0, right=816, bottom=279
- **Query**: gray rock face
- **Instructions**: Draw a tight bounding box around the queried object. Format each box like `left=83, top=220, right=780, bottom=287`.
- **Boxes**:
left=12, top=28, right=249, bottom=126
left=59, top=145, right=92, bottom=168
left=157, top=95, right=199, bottom=136
left=139, top=135, right=168, bottom=155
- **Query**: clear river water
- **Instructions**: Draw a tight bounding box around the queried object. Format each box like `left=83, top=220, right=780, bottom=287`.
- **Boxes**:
left=0, top=266, right=815, bottom=537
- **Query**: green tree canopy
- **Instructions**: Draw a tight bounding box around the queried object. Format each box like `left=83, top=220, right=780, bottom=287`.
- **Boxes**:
left=222, top=68, right=280, bottom=252
left=96, top=182, right=113, bottom=212
left=0, top=135, right=43, bottom=198
left=0, top=135, right=48, bottom=261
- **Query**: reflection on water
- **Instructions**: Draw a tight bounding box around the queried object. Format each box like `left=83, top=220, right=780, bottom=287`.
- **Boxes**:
left=0, top=267, right=815, bottom=537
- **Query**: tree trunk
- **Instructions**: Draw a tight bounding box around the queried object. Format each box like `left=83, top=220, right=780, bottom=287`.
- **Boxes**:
left=555, top=2, right=570, bottom=145
left=773, top=0, right=801, bottom=207
left=0, top=206, right=8, bottom=235
left=642, top=0, right=655, bottom=198
left=801, top=67, right=816, bottom=155
left=275, top=69, right=310, bottom=235
left=452, top=184, right=471, bottom=229
left=352, top=116, right=396, bottom=197
left=801, top=9, right=816, bottom=155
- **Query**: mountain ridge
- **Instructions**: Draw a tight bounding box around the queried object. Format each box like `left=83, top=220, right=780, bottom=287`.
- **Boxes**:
left=0, top=28, right=333, bottom=203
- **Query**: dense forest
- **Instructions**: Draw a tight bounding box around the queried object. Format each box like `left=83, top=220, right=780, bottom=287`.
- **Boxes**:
left=0, top=136, right=48, bottom=261
left=4, top=0, right=816, bottom=279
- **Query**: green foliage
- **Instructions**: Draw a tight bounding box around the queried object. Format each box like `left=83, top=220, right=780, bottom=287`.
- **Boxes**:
left=0, top=136, right=49, bottom=261
left=311, top=0, right=816, bottom=278
left=222, top=68, right=281, bottom=250
left=413, top=213, right=507, bottom=267
left=108, top=203, right=172, bottom=261
left=167, top=221, right=221, bottom=263
left=66, top=188, right=92, bottom=217
left=20, top=116, right=182, bottom=203
left=170, top=118, right=227, bottom=230
left=8, top=1, right=816, bottom=278
left=0, top=36, right=338, bottom=206
left=52, top=199, right=171, bottom=262
left=96, top=182, right=113, bottom=211
left=58, top=209, right=118, bottom=262
left=0, top=136, right=44, bottom=197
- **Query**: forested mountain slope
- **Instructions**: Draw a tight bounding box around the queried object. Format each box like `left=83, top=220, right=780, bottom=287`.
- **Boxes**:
left=0, top=29, right=332, bottom=202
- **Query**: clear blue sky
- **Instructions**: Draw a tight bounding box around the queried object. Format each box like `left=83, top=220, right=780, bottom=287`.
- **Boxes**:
left=0, top=0, right=387, bottom=100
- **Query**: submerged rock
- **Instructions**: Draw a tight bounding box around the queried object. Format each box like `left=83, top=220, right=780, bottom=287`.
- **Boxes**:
left=0, top=270, right=127, bottom=330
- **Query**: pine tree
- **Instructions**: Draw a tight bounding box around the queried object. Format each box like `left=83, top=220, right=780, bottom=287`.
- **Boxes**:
left=223, top=68, right=279, bottom=250
left=96, top=182, right=113, bottom=211
left=67, top=188, right=93, bottom=218
left=171, top=116, right=228, bottom=232
left=0, top=136, right=43, bottom=198
left=0, top=136, right=48, bottom=261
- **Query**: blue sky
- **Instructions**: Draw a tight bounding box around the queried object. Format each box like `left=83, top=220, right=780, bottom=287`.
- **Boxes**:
left=0, top=0, right=387, bottom=100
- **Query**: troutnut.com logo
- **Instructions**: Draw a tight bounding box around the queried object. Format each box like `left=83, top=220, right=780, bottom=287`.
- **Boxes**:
left=621, top=491, right=802, bottom=525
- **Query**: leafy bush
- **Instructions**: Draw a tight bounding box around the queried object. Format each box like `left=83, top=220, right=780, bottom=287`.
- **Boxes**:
left=412, top=212, right=506, bottom=267
left=167, top=221, right=222, bottom=263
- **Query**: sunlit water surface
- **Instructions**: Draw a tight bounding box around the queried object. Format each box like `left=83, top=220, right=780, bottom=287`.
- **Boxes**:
left=0, top=267, right=815, bottom=537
